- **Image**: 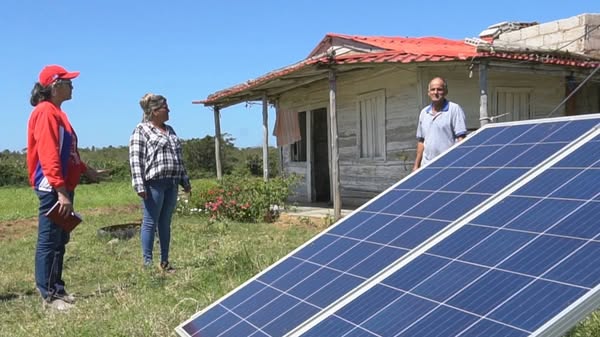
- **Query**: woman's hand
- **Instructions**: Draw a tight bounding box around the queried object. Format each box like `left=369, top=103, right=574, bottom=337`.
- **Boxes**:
left=84, top=167, right=111, bottom=183
left=56, top=188, right=73, bottom=218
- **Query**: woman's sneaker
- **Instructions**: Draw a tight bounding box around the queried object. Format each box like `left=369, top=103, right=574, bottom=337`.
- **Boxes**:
left=54, top=292, right=76, bottom=304
left=159, top=261, right=176, bottom=273
left=43, top=298, right=74, bottom=312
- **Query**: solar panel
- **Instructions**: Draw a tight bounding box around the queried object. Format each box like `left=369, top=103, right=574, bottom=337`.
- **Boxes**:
left=177, top=115, right=600, bottom=337
left=294, top=129, right=600, bottom=337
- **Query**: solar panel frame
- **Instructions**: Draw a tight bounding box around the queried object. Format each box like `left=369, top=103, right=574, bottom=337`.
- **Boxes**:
left=290, top=122, right=600, bottom=337
left=176, top=114, right=600, bottom=337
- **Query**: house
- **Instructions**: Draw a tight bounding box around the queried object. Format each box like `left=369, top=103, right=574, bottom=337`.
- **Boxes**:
left=194, top=13, right=600, bottom=216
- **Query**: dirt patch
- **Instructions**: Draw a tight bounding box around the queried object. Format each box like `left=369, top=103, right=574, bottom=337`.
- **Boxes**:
left=0, top=218, right=38, bottom=241
left=0, top=204, right=141, bottom=241
left=1, top=206, right=336, bottom=240
left=272, top=213, right=337, bottom=230
left=84, top=204, right=140, bottom=217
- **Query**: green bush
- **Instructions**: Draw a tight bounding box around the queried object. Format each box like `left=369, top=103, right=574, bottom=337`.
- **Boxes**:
left=0, top=160, right=29, bottom=187
left=80, top=159, right=131, bottom=184
left=186, top=176, right=299, bottom=222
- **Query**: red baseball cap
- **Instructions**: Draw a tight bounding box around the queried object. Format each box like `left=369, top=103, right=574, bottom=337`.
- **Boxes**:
left=38, top=65, right=80, bottom=86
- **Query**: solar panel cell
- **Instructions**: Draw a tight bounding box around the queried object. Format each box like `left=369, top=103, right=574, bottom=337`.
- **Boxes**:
left=481, top=124, right=534, bottom=145
left=428, top=193, right=489, bottom=220
left=325, top=211, right=379, bottom=236
left=459, top=230, right=536, bottom=265
left=498, top=236, right=585, bottom=276
left=387, top=219, right=448, bottom=249
left=259, top=300, right=319, bottom=337
left=548, top=202, right=600, bottom=238
left=515, top=168, right=581, bottom=196
left=505, top=198, right=583, bottom=232
left=331, top=213, right=396, bottom=239
left=543, top=119, right=600, bottom=142
left=361, top=292, right=438, bottom=336
left=467, top=168, right=528, bottom=193
left=412, top=261, right=487, bottom=301
left=445, top=145, right=502, bottom=167
left=488, top=280, right=586, bottom=331
left=426, top=225, right=496, bottom=258
left=270, top=262, right=321, bottom=290
left=337, top=285, right=402, bottom=322
left=299, top=316, right=356, bottom=337
left=459, top=320, right=528, bottom=337
left=551, top=170, right=600, bottom=199
left=257, top=257, right=303, bottom=283
left=555, top=137, right=600, bottom=167
left=347, top=246, right=407, bottom=277
left=429, top=146, right=477, bottom=166
left=507, top=143, right=567, bottom=167
left=544, top=242, right=600, bottom=288
left=304, top=274, right=363, bottom=308
left=446, top=269, right=533, bottom=315
left=365, top=216, right=430, bottom=245
left=395, top=305, right=479, bottom=337
left=417, top=168, right=466, bottom=190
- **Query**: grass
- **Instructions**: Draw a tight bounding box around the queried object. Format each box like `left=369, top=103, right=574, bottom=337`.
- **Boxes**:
left=0, top=180, right=318, bottom=337
left=1, top=180, right=599, bottom=337
left=0, top=181, right=138, bottom=222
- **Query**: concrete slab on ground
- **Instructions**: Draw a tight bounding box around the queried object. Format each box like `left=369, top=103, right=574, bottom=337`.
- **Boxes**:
left=284, top=206, right=354, bottom=218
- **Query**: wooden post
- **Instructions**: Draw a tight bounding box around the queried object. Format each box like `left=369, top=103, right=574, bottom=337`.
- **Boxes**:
left=213, top=107, right=222, bottom=180
left=479, top=62, right=489, bottom=127
left=262, top=93, right=269, bottom=181
left=329, top=69, right=342, bottom=220
left=275, top=99, right=284, bottom=176
left=305, top=110, right=312, bottom=202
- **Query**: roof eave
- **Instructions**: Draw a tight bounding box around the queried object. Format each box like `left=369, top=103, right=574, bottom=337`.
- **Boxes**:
left=196, top=46, right=600, bottom=109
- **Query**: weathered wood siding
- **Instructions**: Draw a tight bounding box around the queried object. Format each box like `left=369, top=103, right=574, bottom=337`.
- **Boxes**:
left=279, top=63, right=574, bottom=206
left=575, top=82, right=600, bottom=113
left=335, top=66, right=419, bottom=206
left=281, top=145, right=310, bottom=202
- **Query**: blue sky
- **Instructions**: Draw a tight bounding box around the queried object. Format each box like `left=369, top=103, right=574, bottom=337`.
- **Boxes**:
left=2, top=1, right=597, bottom=152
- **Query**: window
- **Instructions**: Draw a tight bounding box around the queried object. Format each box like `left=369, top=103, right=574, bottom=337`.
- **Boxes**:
left=494, top=87, right=532, bottom=122
left=290, top=111, right=307, bottom=162
left=357, top=90, right=386, bottom=159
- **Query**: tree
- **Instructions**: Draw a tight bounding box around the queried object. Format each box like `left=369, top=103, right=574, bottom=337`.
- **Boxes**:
left=182, top=134, right=239, bottom=178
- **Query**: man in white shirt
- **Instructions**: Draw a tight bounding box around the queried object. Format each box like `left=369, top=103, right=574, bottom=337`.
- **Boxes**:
left=413, top=77, right=467, bottom=170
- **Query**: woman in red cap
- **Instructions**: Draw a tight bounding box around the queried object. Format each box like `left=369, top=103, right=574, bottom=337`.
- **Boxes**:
left=27, top=64, right=101, bottom=311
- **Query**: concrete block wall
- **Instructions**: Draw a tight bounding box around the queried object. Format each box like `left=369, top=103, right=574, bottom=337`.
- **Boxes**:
left=497, top=13, right=600, bottom=56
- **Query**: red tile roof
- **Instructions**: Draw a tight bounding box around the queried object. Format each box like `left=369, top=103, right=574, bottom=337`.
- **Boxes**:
left=198, top=34, right=599, bottom=106
left=197, top=58, right=322, bottom=106
left=325, top=33, right=478, bottom=56
left=478, top=50, right=599, bottom=67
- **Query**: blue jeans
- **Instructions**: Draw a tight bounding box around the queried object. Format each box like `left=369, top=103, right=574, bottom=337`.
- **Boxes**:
left=34, top=190, right=73, bottom=301
left=141, top=178, right=178, bottom=265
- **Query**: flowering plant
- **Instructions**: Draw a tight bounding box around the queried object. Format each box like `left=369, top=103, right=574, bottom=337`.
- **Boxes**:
left=185, top=175, right=298, bottom=222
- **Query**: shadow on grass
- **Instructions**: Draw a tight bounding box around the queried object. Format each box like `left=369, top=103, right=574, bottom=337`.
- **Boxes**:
left=97, top=222, right=141, bottom=240
left=0, top=289, right=36, bottom=302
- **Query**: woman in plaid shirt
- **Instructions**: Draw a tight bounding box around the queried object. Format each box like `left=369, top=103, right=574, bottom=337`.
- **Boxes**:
left=129, top=93, right=192, bottom=272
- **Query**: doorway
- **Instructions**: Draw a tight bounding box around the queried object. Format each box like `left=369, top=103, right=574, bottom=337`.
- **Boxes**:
left=312, top=108, right=330, bottom=203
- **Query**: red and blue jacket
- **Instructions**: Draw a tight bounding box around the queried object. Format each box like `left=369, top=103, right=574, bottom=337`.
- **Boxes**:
left=27, top=101, right=87, bottom=192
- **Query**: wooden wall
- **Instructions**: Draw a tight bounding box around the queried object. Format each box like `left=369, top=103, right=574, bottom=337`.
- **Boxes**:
left=278, top=63, right=576, bottom=207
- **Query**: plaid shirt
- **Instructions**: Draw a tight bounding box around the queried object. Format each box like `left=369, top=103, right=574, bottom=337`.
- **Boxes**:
left=129, top=122, right=190, bottom=193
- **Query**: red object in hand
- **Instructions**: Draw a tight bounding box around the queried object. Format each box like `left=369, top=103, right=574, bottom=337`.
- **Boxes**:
left=45, top=202, right=83, bottom=232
